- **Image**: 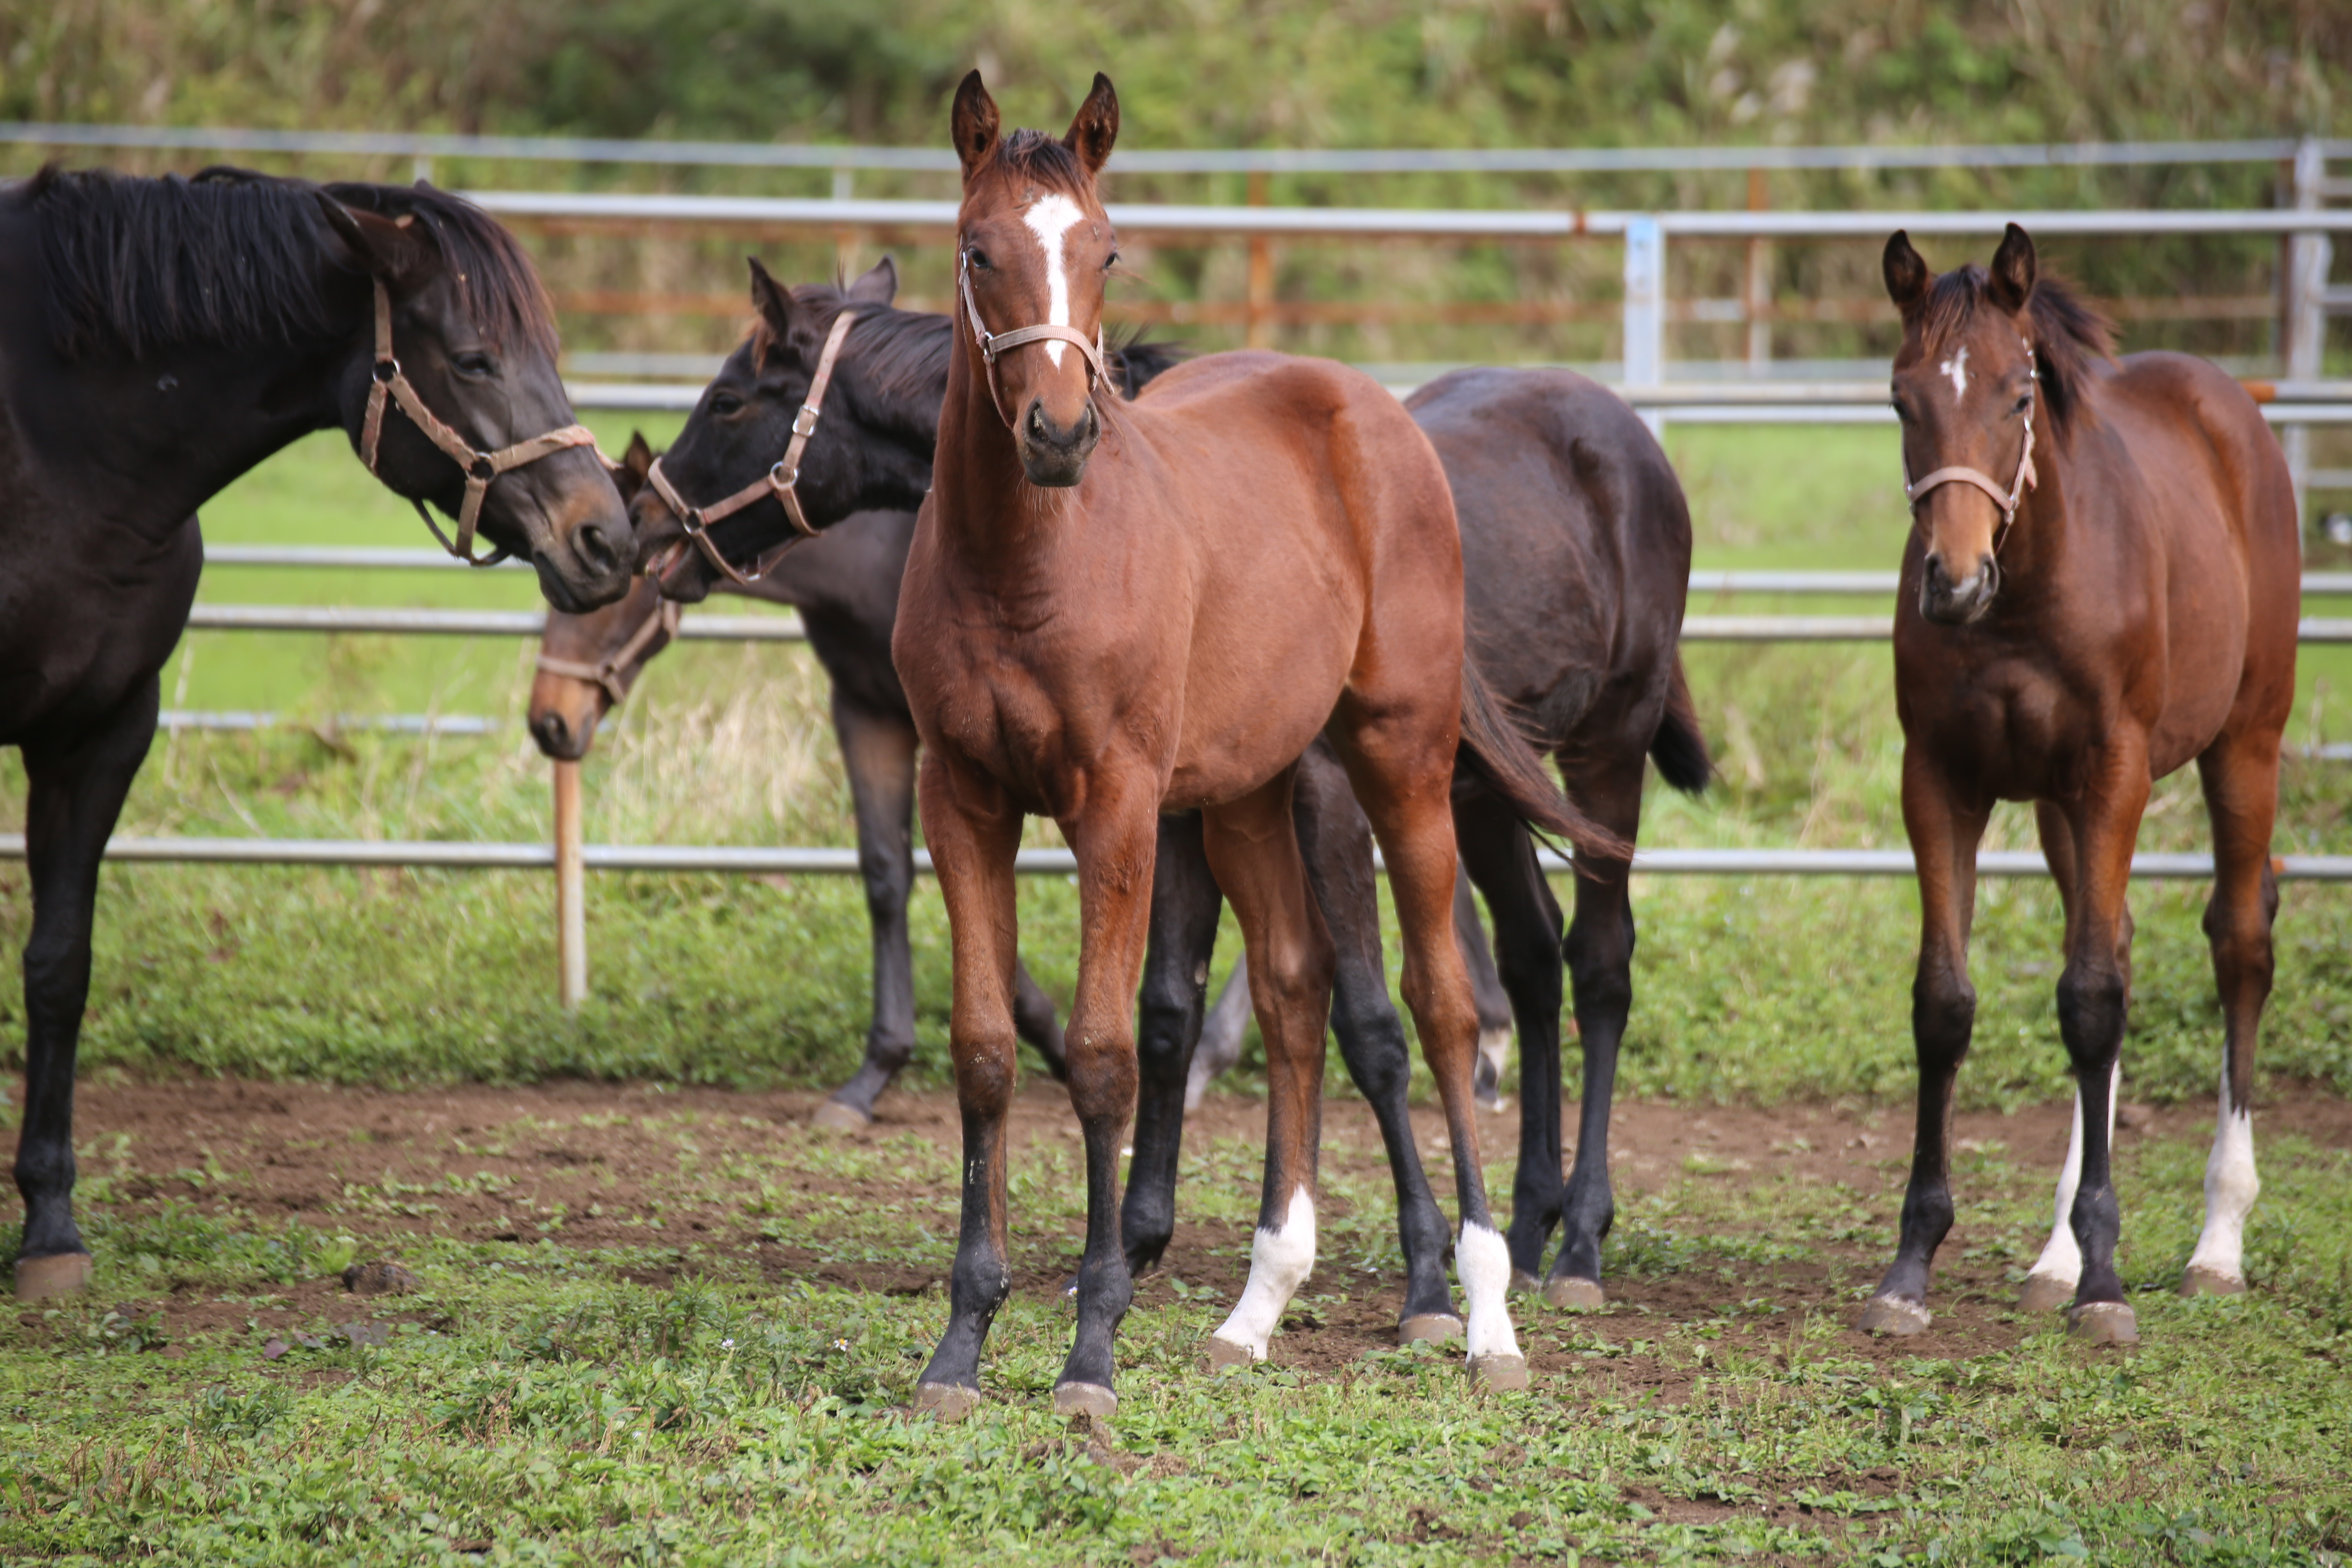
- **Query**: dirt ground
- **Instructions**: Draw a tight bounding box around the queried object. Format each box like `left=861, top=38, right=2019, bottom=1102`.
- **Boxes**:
left=22, top=1078, right=2352, bottom=1392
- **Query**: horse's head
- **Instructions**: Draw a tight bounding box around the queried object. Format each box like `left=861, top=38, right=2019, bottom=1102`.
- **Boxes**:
left=950, top=69, right=1121, bottom=488
left=531, top=434, right=677, bottom=758
left=1885, top=223, right=2046, bottom=626
left=316, top=185, right=635, bottom=613
left=631, top=257, right=922, bottom=603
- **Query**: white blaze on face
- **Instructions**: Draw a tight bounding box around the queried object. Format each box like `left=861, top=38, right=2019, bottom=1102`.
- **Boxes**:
left=1020, top=194, right=1087, bottom=370
left=1938, top=344, right=1970, bottom=399
left=1211, top=1185, right=1317, bottom=1361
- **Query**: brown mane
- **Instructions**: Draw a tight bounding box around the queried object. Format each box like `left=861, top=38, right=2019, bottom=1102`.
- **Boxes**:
left=1915, top=264, right=2115, bottom=436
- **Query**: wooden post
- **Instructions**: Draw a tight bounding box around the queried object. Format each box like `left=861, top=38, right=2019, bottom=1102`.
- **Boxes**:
left=554, top=758, right=586, bottom=1009
left=1246, top=169, right=1275, bottom=350
left=1744, top=167, right=1771, bottom=372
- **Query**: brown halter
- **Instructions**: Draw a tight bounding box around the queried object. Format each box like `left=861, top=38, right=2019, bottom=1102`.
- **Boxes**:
left=1904, top=344, right=2040, bottom=559
left=359, top=274, right=604, bottom=567
left=535, top=595, right=681, bottom=708
left=958, top=245, right=1107, bottom=427
left=644, top=309, right=857, bottom=589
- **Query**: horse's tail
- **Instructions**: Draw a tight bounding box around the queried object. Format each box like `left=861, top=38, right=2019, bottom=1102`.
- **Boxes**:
left=1649, top=655, right=1713, bottom=795
left=1457, top=664, right=1630, bottom=866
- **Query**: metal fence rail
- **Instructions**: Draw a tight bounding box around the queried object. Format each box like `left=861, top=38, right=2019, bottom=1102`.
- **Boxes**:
left=9, top=834, right=2351, bottom=883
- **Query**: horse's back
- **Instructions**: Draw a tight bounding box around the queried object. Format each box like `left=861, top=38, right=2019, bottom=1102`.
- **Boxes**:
left=1406, top=366, right=1691, bottom=739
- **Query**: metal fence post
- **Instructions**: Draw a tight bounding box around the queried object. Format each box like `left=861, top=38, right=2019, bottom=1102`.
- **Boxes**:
left=1623, top=215, right=1666, bottom=437
left=2285, top=137, right=2332, bottom=532
left=554, top=759, right=587, bottom=1009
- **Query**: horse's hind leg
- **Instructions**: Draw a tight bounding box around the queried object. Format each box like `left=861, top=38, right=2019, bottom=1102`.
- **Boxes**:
left=2181, top=733, right=2281, bottom=1297
left=1327, top=704, right=1526, bottom=1387
left=1861, top=753, right=1990, bottom=1336
left=1455, top=868, right=1515, bottom=1112
left=1291, top=739, right=1457, bottom=1341
left=2018, top=804, right=2119, bottom=1314
left=1201, top=767, right=1338, bottom=1366
left=816, top=698, right=922, bottom=1129
left=1121, top=810, right=1225, bottom=1277
left=14, top=682, right=161, bottom=1299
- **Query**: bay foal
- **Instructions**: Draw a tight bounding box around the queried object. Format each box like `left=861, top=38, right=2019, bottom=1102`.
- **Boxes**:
left=1862, top=226, right=2297, bottom=1344
left=901, top=73, right=1617, bottom=1417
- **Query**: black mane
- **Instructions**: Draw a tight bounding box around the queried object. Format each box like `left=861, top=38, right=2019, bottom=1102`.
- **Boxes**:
left=23, top=165, right=555, bottom=362
left=1917, top=264, right=2114, bottom=435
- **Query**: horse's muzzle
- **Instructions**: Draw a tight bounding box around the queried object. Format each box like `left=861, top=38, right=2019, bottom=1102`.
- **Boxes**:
left=1018, top=398, right=1100, bottom=488
left=1920, top=552, right=1998, bottom=626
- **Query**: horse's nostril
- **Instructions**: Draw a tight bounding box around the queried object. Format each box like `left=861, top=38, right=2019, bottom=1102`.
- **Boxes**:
left=531, top=713, right=568, bottom=755
left=574, top=523, right=619, bottom=577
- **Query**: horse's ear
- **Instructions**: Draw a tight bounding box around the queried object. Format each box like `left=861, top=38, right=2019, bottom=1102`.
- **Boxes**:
left=845, top=255, right=898, bottom=306
left=1988, top=222, right=2037, bottom=315
left=747, top=256, right=797, bottom=341
left=1882, top=229, right=1931, bottom=319
left=1062, top=72, right=1119, bottom=176
left=622, top=431, right=655, bottom=480
left=315, top=192, right=435, bottom=288
left=951, top=70, right=1001, bottom=180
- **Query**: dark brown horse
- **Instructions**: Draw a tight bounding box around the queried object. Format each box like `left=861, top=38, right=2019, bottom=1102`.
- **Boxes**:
left=1861, top=225, right=2297, bottom=1345
left=529, top=432, right=1074, bottom=1109
left=3, top=167, right=631, bottom=1299
left=1125, top=367, right=1710, bottom=1332
left=889, top=72, right=1619, bottom=1418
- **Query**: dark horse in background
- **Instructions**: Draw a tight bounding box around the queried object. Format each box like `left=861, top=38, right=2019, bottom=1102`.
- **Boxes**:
left=1, top=167, right=633, bottom=1299
left=1861, top=225, right=2296, bottom=1345
left=528, top=265, right=1187, bottom=1121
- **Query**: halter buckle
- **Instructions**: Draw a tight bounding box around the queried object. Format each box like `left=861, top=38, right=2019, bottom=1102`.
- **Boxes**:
left=792, top=405, right=821, bottom=439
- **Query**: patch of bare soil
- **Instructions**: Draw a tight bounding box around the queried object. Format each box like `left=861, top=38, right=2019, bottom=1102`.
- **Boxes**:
left=15, top=1077, right=2350, bottom=1392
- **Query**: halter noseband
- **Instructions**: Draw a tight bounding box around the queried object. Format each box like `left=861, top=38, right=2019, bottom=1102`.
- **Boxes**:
left=958, top=244, right=1107, bottom=427
left=1903, top=343, right=2040, bottom=557
left=359, top=274, right=604, bottom=567
left=644, top=309, right=857, bottom=590
left=535, top=595, right=681, bottom=708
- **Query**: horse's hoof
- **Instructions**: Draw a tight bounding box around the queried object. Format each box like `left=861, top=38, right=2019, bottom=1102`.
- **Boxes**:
left=2178, top=1266, right=2247, bottom=1298
left=1509, top=1270, right=1544, bottom=1296
left=2016, top=1273, right=2077, bottom=1314
left=1053, top=1381, right=1117, bottom=1420
left=2067, top=1301, right=2139, bottom=1345
left=1542, top=1276, right=1607, bottom=1312
left=1204, top=1335, right=1257, bottom=1370
left=1468, top=1353, right=1530, bottom=1392
left=1475, top=1092, right=1508, bottom=1115
left=911, top=1381, right=982, bottom=1422
left=811, top=1099, right=873, bottom=1132
left=1397, top=1313, right=1464, bottom=1346
left=1857, top=1294, right=1931, bottom=1336
left=12, top=1252, right=93, bottom=1301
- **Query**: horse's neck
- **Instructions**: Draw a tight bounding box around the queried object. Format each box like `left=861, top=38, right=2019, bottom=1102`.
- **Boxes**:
left=929, top=350, right=1071, bottom=577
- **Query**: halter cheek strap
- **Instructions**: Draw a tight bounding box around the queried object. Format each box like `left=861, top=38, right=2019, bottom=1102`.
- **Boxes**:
left=644, top=308, right=858, bottom=589
left=1904, top=344, right=2040, bottom=555
left=959, top=246, right=1107, bottom=427
left=360, top=276, right=604, bottom=567
left=536, top=596, right=681, bottom=708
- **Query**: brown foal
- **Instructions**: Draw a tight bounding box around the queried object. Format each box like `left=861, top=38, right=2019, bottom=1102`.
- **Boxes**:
left=900, top=72, right=1617, bottom=1419
left=1862, top=225, right=2298, bottom=1345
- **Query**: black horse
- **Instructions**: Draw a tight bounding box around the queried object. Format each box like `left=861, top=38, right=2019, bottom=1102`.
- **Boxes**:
left=532, top=261, right=1185, bottom=1125
left=636, top=262, right=1707, bottom=1339
left=2, top=166, right=632, bottom=1298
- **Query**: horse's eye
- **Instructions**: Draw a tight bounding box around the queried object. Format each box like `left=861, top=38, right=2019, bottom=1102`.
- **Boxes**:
left=1104, top=251, right=1121, bottom=271
left=2014, top=394, right=2033, bottom=414
left=454, top=351, right=496, bottom=379
left=709, top=391, right=745, bottom=417
left=967, top=247, right=992, bottom=271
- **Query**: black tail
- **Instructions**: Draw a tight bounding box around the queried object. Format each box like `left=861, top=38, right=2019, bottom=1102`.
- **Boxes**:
left=1649, top=655, right=1712, bottom=795
left=1457, top=664, right=1630, bottom=866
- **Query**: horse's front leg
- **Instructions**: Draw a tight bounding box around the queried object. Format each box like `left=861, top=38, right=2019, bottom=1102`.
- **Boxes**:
left=815, top=695, right=921, bottom=1129
left=1861, top=750, right=1990, bottom=1335
left=2051, top=748, right=2152, bottom=1344
left=1053, top=768, right=1163, bottom=1417
left=912, top=752, right=1027, bottom=1420
left=14, top=682, right=162, bottom=1299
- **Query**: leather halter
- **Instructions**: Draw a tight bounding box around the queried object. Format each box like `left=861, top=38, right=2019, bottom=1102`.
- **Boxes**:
left=1904, top=344, right=2040, bottom=556
left=359, top=274, right=603, bottom=567
left=644, top=309, right=857, bottom=589
left=958, top=244, right=1107, bottom=426
left=535, top=595, right=680, bottom=708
